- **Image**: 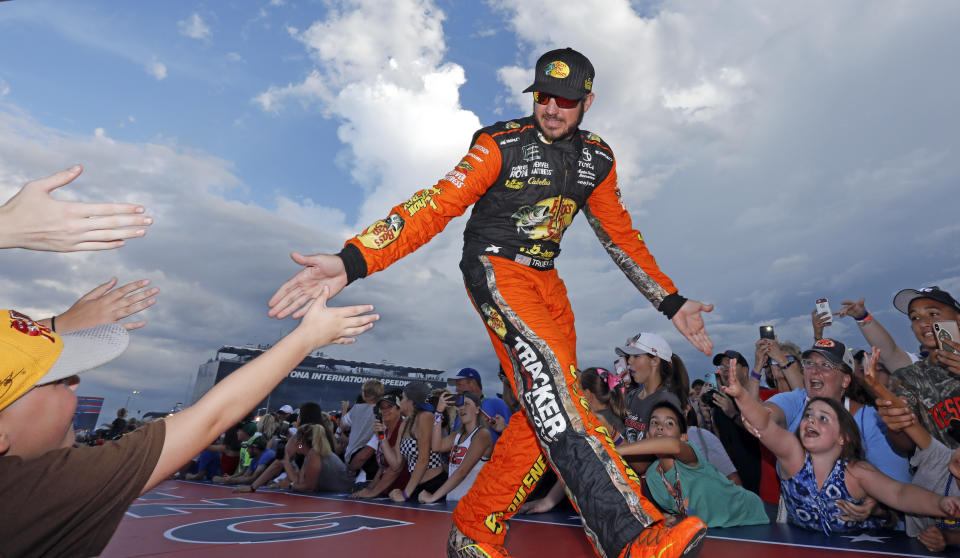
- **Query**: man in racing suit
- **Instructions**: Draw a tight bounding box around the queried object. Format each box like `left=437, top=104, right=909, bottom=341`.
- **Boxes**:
left=269, top=47, right=713, bottom=558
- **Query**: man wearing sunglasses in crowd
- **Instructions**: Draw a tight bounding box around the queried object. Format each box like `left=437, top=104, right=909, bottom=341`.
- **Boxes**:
left=268, top=47, right=713, bottom=558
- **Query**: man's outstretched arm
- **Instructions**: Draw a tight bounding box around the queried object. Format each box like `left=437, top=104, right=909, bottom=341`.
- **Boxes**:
left=268, top=134, right=502, bottom=319
left=584, top=160, right=713, bottom=355
left=0, top=165, right=151, bottom=252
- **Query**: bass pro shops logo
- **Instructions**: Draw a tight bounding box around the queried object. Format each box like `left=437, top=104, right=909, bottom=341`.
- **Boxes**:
left=358, top=213, right=404, bottom=250
left=481, top=303, right=508, bottom=340
left=511, top=197, right=578, bottom=242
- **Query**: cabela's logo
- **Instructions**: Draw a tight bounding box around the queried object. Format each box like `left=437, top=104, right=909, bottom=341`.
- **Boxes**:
left=357, top=213, right=404, bottom=249
left=526, top=177, right=550, bottom=186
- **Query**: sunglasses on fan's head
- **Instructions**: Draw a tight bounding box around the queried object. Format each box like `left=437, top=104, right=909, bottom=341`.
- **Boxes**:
left=533, top=91, right=582, bottom=109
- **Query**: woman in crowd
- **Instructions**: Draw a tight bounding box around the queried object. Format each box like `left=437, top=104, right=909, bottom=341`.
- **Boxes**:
left=258, top=413, right=281, bottom=452
left=420, top=391, right=493, bottom=503
left=281, top=420, right=354, bottom=493
left=382, top=381, right=447, bottom=502
left=616, top=333, right=689, bottom=443
left=349, top=391, right=410, bottom=499
left=722, top=359, right=960, bottom=534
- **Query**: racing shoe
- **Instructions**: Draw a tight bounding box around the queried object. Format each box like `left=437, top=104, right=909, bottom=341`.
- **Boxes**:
left=447, top=524, right=513, bottom=558
left=618, top=516, right=707, bottom=558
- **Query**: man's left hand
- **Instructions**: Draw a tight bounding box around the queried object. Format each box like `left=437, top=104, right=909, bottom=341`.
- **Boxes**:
left=671, top=299, right=714, bottom=355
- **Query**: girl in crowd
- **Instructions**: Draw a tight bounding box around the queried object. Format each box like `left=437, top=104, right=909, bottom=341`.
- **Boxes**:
left=420, top=391, right=493, bottom=503
left=616, top=333, right=689, bottom=443
left=580, top=367, right=627, bottom=446
left=721, top=359, right=960, bottom=534
left=383, top=381, right=447, bottom=502
left=616, top=401, right=768, bottom=528
left=350, top=391, right=411, bottom=499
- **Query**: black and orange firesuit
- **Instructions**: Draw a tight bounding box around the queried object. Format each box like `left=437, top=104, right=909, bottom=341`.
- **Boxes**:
left=338, top=116, right=689, bottom=557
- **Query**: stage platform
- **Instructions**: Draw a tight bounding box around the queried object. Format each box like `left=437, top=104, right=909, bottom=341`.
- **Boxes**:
left=99, top=480, right=947, bottom=557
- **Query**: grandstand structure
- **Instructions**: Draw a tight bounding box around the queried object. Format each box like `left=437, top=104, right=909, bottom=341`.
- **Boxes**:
left=190, top=344, right=447, bottom=412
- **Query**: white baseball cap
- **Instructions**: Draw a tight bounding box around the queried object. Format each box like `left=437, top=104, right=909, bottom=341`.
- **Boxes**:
left=616, top=332, right=672, bottom=360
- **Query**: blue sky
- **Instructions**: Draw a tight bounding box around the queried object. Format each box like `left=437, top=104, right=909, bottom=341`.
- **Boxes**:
left=1, top=0, right=959, bottom=421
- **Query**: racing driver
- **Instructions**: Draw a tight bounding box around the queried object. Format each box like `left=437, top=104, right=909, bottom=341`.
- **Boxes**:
left=268, top=47, right=714, bottom=558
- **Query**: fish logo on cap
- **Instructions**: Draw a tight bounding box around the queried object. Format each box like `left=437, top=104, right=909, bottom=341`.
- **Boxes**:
left=544, top=61, right=570, bottom=79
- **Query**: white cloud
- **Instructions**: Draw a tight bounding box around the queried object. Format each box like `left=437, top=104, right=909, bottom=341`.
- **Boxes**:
left=178, top=13, right=212, bottom=41
left=248, top=0, right=960, bottom=379
left=0, top=77, right=9, bottom=97
left=226, top=52, right=245, bottom=63
left=146, top=58, right=167, bottom=80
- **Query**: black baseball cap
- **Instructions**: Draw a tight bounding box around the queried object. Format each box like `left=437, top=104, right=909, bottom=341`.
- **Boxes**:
left=712, top=350, right=748, bottom=368
left=893, top=286, right=960, bottom=315
left=522, top=47, right=595, bottom=101
left=801, top=338, right=850, bottom=372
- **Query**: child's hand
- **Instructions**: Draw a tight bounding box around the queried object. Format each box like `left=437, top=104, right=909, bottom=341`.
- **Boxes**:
left=941, top=495, right=960, bottom=518
left=297, top=286, right=378, bottom=347
left=836, top=496, right=877, bottom=522
left=917, top=525, right=946, bottom=552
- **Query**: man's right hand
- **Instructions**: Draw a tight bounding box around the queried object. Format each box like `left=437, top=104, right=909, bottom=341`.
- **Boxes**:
left=268, top=252, right=349, bottom=319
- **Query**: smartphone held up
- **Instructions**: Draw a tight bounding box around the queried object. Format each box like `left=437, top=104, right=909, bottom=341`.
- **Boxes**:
left=815, top=298, right=833, bottom=325
left=934, top=321, right=960, bottom=354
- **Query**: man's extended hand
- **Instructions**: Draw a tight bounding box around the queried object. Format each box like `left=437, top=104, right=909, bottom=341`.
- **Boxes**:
left=268, top=252, right=348, bottom=319
left=0, top=165, right=151, bottom=251
left=671, top=299, right=714, bottom=355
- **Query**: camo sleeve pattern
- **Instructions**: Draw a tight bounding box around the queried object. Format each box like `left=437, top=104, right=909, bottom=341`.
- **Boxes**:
left=343, top=133, right=502, bottom=277
left=583, top=160, right=677, bottom=308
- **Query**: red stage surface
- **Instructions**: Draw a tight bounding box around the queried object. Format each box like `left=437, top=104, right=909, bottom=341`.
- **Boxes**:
left=99, top=481, right=944, bottom=557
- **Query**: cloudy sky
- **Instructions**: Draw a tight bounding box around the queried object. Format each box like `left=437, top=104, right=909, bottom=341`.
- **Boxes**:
left=1, top=0, right=958, bottom=420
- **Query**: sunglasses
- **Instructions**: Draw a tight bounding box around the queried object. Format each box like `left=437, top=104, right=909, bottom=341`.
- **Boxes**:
left=533, top=91, right=581, bottom=109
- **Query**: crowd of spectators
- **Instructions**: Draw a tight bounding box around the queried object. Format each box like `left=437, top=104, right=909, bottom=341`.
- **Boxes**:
left=553, top=288, right=960, bottom=552
left=174, top=365, right=513, bottom=507
left=4, top=166, right=960, bottom=554
left=168, top=284, right=960, bottom=552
